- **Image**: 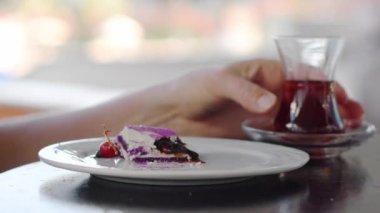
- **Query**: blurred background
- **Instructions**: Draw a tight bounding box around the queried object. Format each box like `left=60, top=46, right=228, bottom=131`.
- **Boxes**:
left=0, top=0, right=379, bottom=127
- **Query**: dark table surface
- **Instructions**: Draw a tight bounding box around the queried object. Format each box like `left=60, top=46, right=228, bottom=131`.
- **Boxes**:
left=1, top=133, right=380, bottom=213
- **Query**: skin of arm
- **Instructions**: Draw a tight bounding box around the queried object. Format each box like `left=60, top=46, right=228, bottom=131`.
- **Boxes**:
left=0, top=83, right=180, bottom=171
left=0, top=59, right=363, bottom=171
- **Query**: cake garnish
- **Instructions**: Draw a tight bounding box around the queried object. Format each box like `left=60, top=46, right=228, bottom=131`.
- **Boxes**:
left=95, top=128, right=119, bottom=158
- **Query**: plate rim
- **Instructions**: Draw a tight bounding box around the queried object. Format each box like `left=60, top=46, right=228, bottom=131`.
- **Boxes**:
left=39, top=136, right=309, bottom=181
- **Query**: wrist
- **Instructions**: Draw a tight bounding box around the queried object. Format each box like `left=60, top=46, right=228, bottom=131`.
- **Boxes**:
left=122, top=83, right=181, bottom=128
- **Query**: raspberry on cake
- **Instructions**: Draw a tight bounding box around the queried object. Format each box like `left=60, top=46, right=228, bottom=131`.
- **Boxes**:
left=96, top=125, right=202, bottom=165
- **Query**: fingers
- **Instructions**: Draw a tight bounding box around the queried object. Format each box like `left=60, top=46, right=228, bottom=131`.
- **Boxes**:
left=229, top=59, right=284, bottom=95
left=339, top=99, right=364, bottom=127
left=215, top=59, right=284, bottom=114
left=334, top=82, right=365, bottom=118
left=339, top=100, right=364, bottom=119
left=346, top=99, right=364, bottom=118
left=251, top=59, right=284, bottom=95
left=334, top=82, right=349, bottom=105
left=217, top=59, right=365, bottom=128
left=335, top=83, right=364, bottom=128
left=221, top=73, right=277, bottom=113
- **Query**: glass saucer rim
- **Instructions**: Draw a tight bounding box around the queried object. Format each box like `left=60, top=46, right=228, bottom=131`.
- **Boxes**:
left=241, top=119, right=376, bottom=147
left=273, top=35, right=344, bottom=41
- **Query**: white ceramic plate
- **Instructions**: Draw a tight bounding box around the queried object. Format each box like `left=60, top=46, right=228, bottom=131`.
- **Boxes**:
left=39, top=137, right=309, bottom=185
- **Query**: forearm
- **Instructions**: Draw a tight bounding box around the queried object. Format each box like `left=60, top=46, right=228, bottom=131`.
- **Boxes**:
left=0, top=83, right=179, bottom=171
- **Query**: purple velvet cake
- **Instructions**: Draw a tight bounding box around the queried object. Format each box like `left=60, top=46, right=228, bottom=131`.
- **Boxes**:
left=113, top=125, right=201, bottom=164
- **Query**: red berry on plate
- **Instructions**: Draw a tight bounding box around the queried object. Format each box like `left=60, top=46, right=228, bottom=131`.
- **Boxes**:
left=97, top=141, right=119, bottom=158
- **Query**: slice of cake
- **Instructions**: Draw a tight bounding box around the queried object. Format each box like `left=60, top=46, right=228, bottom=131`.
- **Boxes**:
left=96, top=125, right=202, bottom=165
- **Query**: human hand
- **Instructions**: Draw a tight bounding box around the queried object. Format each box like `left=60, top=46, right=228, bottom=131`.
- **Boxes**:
left=159, top=59, right=364, bottom=138
left=163, top=59, right=284, bottom=138
left=335, top=83, right=364, bottom=128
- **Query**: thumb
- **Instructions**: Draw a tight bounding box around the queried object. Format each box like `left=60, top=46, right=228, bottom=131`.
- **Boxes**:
left=221, top=75, right=277, bottom=113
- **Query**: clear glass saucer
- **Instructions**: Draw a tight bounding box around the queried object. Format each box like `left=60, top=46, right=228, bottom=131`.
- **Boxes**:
left=241, top=119, right=377, bottom=159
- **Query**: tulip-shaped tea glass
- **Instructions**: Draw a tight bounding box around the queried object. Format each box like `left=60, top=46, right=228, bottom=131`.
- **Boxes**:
left=274, top=36, right=345, bottom=133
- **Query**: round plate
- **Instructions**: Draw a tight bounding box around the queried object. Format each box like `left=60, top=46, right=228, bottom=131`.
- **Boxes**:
left=241, top=120, right=376, bottom=159
left=39, top=137, right=309, bottom=186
